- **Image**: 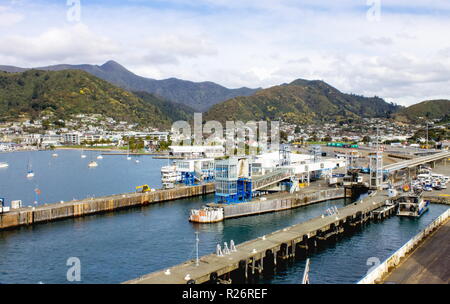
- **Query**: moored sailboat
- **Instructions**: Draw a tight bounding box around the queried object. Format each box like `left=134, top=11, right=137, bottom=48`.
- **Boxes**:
left=26, top=160, right=34, bottom=178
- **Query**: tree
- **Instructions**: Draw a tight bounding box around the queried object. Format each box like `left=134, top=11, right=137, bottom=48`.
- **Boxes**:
left=362, top=135, right=371, bottom=143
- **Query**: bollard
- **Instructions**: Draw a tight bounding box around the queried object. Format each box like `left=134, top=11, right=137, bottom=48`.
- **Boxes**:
left=223, top=242, right=230, bottom=255
left=216, top=244, right=223, bottom=257
left=230, top=240, right=237, bottom=252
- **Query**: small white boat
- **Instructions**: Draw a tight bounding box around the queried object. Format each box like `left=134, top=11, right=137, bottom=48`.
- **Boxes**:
left=0, top=162, right=8, bottom=168
left=81, top=154, right=87, bottom=159
left=135, top=159, right=140, bottom=163
left=161, top=165, right=181, bottom=183
left=97, top=155, right=103, bottom=160
left=52, top=153, right=58, bottom=157
left=127, top=156, right=132, bottom=160
left=88, top=161, right=98, bottom=168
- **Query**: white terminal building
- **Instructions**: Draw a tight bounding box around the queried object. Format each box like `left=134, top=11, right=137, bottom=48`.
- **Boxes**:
left=161, top=148, right=346, bottom=190
left=251, top=151, right=346, bottom=181
left=169, top=145, right=225, bottom=158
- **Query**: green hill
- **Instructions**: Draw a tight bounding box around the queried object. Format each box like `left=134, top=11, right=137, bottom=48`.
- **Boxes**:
left=204, top=79, right=400, bottom=124
left=0, top=69, right=189, bottom=128
left=394, top=99, right=450, bottom=123
left=0, top=61, right=260, bottom=112
left=132, top=91, right=194, bottom=123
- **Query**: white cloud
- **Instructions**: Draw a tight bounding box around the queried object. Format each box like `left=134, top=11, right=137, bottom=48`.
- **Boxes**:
left=136, top=34, right=217, bottom=65
left=0, top=5, right=23, bottom=27
left=0, top=23, right=120, bottom=64
left=0, top=1, right=449, bottom=105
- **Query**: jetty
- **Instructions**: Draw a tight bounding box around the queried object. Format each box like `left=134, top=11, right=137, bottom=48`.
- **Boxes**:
left=209, top=187, right=346, bottom=220
left=125, top=191, right=391, bottom=284
left=0, top=184, right=214, bottom=230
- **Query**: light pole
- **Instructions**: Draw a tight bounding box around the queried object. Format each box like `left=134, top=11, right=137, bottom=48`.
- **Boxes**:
left=195, top=232, right=199, bottom=267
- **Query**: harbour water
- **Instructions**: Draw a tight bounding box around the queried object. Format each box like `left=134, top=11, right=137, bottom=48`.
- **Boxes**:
left=0, top=150, right=166, bottom=206
left=0, top=150, right=448, bottom=284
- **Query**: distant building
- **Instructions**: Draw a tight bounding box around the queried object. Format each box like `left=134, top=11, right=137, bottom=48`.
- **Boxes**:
left=81, top=134, right=104, bottom=143
left=148, top=131, right=169, bottom=141
left=169, top=145, right=225, bottom=158
left=63, top=133, right=81, bottom=145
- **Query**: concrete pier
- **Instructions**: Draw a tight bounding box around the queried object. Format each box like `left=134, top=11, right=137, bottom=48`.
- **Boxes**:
left=209, top=188, right=346, bottom=219
left=125, top=191, right=391, bottom=284
left=0, top=183, right=215, bottom=230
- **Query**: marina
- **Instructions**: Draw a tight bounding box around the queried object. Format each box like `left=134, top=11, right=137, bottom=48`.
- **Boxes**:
left=0, top=149, right=449, bottom=284
left=0, top=186, right=446, bottom=284
left=0, top=0, right=449, bottom=289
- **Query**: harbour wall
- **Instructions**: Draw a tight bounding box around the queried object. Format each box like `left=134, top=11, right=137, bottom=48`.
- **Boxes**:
left=215, top=188, right=346, bottom=219
left=0, top=183, right=215, bottom=230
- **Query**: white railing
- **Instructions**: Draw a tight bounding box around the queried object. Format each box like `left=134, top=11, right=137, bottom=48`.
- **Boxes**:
left=357, top=207, right=450, bottom=284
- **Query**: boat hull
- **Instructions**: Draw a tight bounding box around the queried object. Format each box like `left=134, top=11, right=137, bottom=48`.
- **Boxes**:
left=189, top=208, right=224, bottom=223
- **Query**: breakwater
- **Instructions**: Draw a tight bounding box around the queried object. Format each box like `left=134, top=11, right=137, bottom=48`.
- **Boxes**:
left=210, top=188, right=346, bottom=219
left=0, top=183, right=214, bottom=230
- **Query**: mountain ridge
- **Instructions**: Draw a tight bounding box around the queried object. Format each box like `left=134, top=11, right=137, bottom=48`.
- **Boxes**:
left=0, top=61, right=260, bottom=112
left=205, top=78, right=401, bottom=124
left=394, top=99, right=450, bottom=123
left=0, top=69, right=192, bottom=128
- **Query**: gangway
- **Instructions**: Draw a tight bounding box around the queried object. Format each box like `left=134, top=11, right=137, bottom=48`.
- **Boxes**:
left=252, top=168, right=295, bottom=191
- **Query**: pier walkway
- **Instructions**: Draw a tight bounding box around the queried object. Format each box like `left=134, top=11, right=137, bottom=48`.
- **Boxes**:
left=382, top=219, right=450, bottom=284
left=0, top=183, right=214, bottom=230
left=125, top=191, right=389, bottom=284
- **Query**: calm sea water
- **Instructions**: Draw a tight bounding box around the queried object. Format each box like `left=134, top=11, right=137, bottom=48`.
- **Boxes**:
left=0, top=150, right=448, bottom=284
left=0, top=150, right=166, bottom=206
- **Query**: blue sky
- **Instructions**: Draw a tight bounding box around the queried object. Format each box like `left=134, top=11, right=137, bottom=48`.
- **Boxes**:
left=0, top=0, right=449, bottom=106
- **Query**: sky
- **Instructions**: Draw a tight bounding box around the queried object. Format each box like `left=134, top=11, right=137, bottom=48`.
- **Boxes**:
left=0, top=0, right=449, bottom=106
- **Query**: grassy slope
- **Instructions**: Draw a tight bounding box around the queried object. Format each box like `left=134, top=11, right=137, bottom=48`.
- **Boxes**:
left=394, top=99, right=450, bottom=123
left=205, top=79, right=400, bottom=124
left=0, top=69, right=174, bottom=128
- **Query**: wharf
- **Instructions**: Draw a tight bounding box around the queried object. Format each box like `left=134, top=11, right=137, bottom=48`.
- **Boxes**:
left=0, top=183, right=214, bottom=230
left=209, top=187, right=346, bottom=219
left=125, top=191, right=389, bottom=284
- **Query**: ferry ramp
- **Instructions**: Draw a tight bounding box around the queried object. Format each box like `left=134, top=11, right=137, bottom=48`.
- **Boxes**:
left=252, top=168, right=294, bottom=191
